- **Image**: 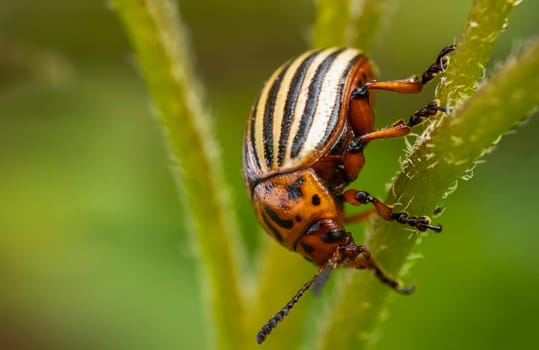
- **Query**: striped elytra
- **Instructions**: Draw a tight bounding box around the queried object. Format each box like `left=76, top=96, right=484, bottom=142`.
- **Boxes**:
left=243, top=48, right=371, bottom=191
left=245, top=45, right=454, bottom=344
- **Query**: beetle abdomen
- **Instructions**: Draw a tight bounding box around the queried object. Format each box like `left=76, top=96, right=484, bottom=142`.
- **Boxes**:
left=244, top=48, right=365, bottom=187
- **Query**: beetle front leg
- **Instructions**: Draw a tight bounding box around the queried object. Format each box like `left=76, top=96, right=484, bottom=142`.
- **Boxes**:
left=342, top=189, right=442, bottom=232
left=351, top=44, right=455, bottom=98
left=340, top=245, right=415, bottom=294
left=347, top=44, right=454, bottom=136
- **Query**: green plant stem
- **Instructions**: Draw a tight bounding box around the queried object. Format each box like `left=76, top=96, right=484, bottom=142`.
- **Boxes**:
left=316, top=1, right=528, bottom=349
left=313, top=0, right=394, bottom=52
left=437, top=0, right=522, bottom=105
left=111, top=1, right=246, bottom=349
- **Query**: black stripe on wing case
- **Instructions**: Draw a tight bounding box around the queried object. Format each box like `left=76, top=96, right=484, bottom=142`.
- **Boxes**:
left=290, top=49, right=345, bottom=158
left=263, top=62, right=292, bottom=168
left=277, top=50, right=320, bottom=167
left=248, top=94, right=262, bottom=170
left=317, top=53, right=362, bottom=149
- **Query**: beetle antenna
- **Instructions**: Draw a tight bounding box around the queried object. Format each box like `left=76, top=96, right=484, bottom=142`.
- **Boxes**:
left=256, top=270, right=325, bottom=344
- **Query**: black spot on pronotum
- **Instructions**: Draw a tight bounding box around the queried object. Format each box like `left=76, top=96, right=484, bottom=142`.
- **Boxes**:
left=264, top=206, right=294, bottom=229
left=311, top=194, right=321, bottom=206
left=295, top=215, right=302, bottom=222
left=262, top=213, right=284, bottom=243
left=286, top=182, right=302, bottom=200
left=301, top=242, right=314, bottom=255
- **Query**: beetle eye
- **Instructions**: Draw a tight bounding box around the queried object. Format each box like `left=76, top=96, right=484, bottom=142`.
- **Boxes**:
left=321, top=230, right=346, bottom=243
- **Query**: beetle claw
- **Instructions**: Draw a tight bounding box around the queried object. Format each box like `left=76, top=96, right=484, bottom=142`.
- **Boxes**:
left=396, top=284, right=416, bottom=295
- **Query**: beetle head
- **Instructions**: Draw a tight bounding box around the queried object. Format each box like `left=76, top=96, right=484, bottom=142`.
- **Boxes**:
left=252, top=169, right=349, bottom=264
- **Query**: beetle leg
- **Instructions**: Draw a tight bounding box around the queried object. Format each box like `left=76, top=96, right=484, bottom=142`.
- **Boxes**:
left=343, top=100, right=443, bottom=179
left=406, top=100, right=448, bottom=127
left=340, top=245, right=415, bottom=294
left=342, top=189, right=442, bottom=232
left=350, top=118, right=411, bottom=145
left=346, top=101, right=446, bottom=150
left=348, top=45, right=454, bottom=136
left=351, top=45, right=455, bottom=98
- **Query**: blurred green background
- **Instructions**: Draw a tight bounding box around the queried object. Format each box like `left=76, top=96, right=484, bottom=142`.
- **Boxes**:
left=1, top=0, right=538, bottom=349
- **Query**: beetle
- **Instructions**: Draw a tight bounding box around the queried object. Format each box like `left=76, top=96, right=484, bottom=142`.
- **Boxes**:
left=242, top=45, right=455, bottom=344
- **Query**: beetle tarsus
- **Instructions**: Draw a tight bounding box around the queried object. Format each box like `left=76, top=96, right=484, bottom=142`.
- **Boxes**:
left=395, top=283, right=416, bottom=295
left=348, top=246, right=415, bottom=294
left=421, top=44, right=456, bottom=84
left=407, top=100, right=446, bottom=127
left=371, top=265, right=415, bottom=294
left=391, top=212, right=442, bottom=233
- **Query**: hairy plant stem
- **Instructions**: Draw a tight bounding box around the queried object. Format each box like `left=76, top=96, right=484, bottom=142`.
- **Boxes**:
left=313, top=0, right=395, bottom=52
left=112, top=1, right=247, bottom=349
left=316, top=0, right=527, bottom=349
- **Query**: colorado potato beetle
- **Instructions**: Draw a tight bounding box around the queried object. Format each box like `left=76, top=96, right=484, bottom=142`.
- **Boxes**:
left=243, top=45, right=455, bottom=344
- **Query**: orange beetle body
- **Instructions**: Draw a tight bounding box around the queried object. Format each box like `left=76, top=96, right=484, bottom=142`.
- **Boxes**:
left=243, top=46, right=454, bottom=344
left=243, top=48, right=374, bottom=265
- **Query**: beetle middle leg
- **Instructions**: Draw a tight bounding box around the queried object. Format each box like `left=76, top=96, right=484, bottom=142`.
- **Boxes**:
left=348, top=100, right=447, bottom=147
left=342, top=189, right=442, bottom=232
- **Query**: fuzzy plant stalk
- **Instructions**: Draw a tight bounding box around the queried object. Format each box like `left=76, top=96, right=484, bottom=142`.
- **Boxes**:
left=316, top=0, right=534, bottom=349
left=111, top=1, right=249, bottom=348
left=313, top=0, right=395, bottom=51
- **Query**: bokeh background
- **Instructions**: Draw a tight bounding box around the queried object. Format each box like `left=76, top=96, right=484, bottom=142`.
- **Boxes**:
left=1, top=0, right=538, bottom=349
